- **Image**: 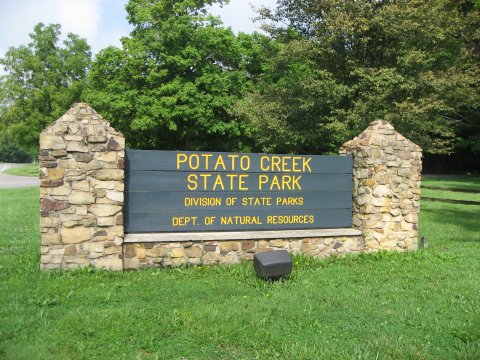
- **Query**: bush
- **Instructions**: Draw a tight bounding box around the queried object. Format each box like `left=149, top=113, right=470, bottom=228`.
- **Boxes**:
left=0, top=136, right=31, bottom=163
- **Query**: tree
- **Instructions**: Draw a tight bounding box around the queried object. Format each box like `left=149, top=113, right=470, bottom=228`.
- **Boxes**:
left=85, top=0, right=266, bottom=152
left=0, top=23, right=92, bottom=157
left=235, top=38, right=349, bottom=154
left=242, top=0, right=480, bottom=156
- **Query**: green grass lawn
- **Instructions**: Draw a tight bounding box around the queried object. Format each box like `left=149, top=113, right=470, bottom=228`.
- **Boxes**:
left=422, top=175, right=480, bottom=192
left=3, top=163, right=39, bottom=177
left=421, top=188, right=480, bottom=202
left=0, top=183, right=479, bottom=359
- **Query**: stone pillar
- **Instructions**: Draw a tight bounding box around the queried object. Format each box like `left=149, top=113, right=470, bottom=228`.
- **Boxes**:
left=39, top=103, right=125, bottom=270
left=341, top=120, right=422, bottom=251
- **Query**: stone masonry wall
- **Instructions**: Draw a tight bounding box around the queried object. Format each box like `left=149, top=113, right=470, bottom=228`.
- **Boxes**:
left=124, top=236, right=363, bottom=269
left=341, top=120, right=422, bottom=251
left=40, top=103, right=125, bottom=270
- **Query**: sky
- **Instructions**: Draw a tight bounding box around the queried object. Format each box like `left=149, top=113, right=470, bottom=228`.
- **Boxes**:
left=0, top=0, right=277, bottom=59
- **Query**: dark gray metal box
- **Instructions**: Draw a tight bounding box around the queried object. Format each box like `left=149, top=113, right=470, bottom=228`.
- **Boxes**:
left=253, top=250, right=292, bottom=279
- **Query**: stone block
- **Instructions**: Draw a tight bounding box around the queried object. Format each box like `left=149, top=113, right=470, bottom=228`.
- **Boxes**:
left=219, top=241, right=239, bottom=251
left=73, top=153, right=94, bottom=163
left=105, top=191, right=124, bottom=203
left=373, top=185, right=392, bottom=197
left=52, top=149, right=67, bottom=157
left=124, top=244, right=136, bottom=258
left=41, top=179, right=64, bottom=188
left=80, top=160, right=103, bottom=171
left=88, top=204, right=122, bottom=217
left=47, top=186, right=71, bottom=196
left=241, top=240, right=255, bottom=251
left=61, top=227, right=91, bottom=244
left=58, top=159, right=78, bottom=169
left=95, top=151, right=117, bottom=162
left=269, top=239, right=286, bottom=247
left=90, top=169, right=123, bottom=181
left=72, top=180, right=89, bottom=191
left=90, top=179, right=121, bottom=190
left=68, top=191, right=95, bottom=205
left=170, top=247, right=184, bottom=258
left=148, top=245, right=168, bottom=258
left=65, top=135, right=84, bottom=142
left=42, top=233, right=61, bottom=245
left=88, top=135, right=107, bottom=143
left=89, top=144, right=106, bottom=152
left=107, top=137, right=124, bottom=151
left=40, top=134, right=66, bottom=150
left=97, top=217, right=114, bottom=227
left=115, top=214, right=123, bottom=225
left=66, top=141, right=89, bottom=153
left=64, top=245, right=77, bottom=256
left=96, top=255, right=123, bottom=271
left=185, top=245, right=203, bottom=258
left=41, top=198, right=69, bottom=211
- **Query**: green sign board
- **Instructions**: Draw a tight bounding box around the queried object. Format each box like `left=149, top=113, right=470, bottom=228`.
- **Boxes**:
left=125, top=150, right=352, bottom=232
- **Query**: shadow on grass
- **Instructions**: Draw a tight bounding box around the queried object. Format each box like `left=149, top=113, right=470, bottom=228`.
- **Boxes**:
left=421, top=204, right=480, bottom=243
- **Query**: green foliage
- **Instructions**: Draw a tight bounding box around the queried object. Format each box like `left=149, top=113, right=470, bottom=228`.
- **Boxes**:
left=0, top=23, right=91, bottom=156
left=235, top=40, right=350, bottom=154
left=85, top=0, right=263, bottom=151
left=244, top=0, right=480, bottom=155
left=1, top=1, right=478, bottom=159
left=0, top=135, right=31, bottom=163
left=0, top=182, right=479, bottom=358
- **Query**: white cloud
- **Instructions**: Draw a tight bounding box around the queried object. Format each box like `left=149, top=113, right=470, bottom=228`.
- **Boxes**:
left=56, top=0, right=102, bottom=46
left=0, top=0, right=129, bottom=58
left=209, top=0, right=277, bottom=34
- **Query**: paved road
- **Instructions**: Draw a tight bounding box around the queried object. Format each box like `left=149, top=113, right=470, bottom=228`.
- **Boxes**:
left=0, top=163, right=39, bottom=189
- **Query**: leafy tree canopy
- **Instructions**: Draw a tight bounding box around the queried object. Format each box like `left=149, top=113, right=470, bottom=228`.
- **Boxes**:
left=0, top=23, right=91, bottom=157
left=85, top=0, right=271, bottom=151
left=241, top=0, right=480, bottom=155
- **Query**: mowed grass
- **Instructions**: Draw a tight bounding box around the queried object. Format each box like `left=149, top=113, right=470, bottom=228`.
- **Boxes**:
left=0, top=184, right=479, bottom=359
left=421, top=188, right=480, bottom=202
left=422, top=175, right=480, bottom=192
left=3, top=163, right=39, bottom=177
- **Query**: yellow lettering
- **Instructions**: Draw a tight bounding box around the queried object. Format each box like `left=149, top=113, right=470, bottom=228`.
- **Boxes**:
left=303, top=157, right=312, bottom=172
left=266, top=214, right=313, bottom=224
left=282, top=156, right=291, bottom=172
left=292, top=157, right=301, bottom=172
left=214, top=155, right=226, bottom=171
left=292, top=175, right=302, bottom=190
left=184, top=197, right=222, bottom=207
left=187, top=174, right=198, bottom=190
left=240, top=155, right=250, bottom=171
left=177, top=153, right=187, bottom=169
left=228, top=154, right=239, bottom=170
left=213, top=175, right=225, bottom=190
left=283, top=175, right=292, bottom=190
left=199, top=174, right=211, bottom=190
left=258, top=175, right=268, bottom=190
left=260, top=156, right=269, bottom=171
left=189, top=154, right=200, bottom=170
left=225, top=174, right=237, bottom=189
left=172, top=216, right=197, bottom=226
left=202, top=154, right=213, bottom=169
left=270, top=176, right=281, bottom=190
left=271, top=156, right=281, bottom=171
left=239, top=174, right=248, bottom=190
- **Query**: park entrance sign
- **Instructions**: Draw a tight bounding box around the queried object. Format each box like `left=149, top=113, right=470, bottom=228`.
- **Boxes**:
left=125, top=150, right=353, bottom=233
left=39, top=103, right=422, bottom=271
